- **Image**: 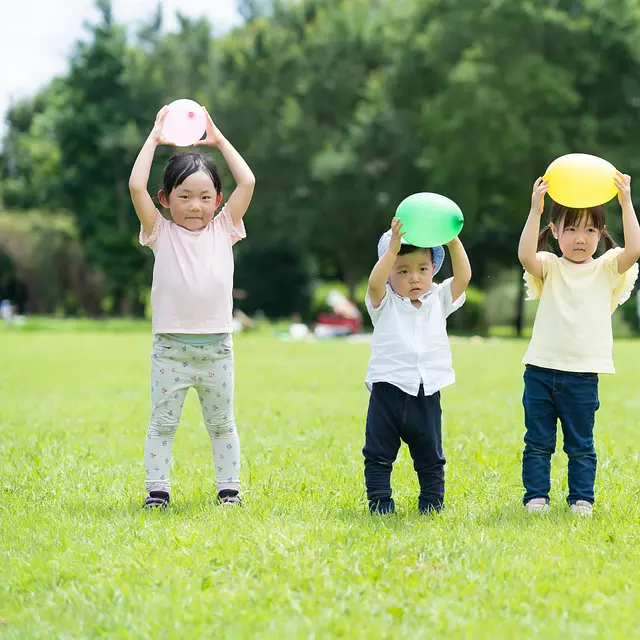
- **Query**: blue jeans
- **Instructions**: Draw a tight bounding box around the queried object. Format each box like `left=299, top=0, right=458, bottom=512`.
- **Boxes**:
left=363, top=382, right=445, bottom=512
left=522, top=365, right=600, bottom=505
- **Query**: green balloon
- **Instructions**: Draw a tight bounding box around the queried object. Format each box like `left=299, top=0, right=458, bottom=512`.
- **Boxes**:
left=395, top=193, right=464, bottom=247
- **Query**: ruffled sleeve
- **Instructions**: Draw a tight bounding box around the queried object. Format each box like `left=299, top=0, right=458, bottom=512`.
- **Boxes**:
left=139, top=210, right=165, bottom=248
left=602, top=248, right=639, bottom=311
left=215, top=204, right=246, bottom=246
left=523, top=252, right=557, bottom=300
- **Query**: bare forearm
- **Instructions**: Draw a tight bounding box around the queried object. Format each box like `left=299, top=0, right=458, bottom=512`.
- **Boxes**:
left=518, top=214, right=543, bottom=278
left=447, top=238, right=471, bottom=302
left=518, top=210, right=542, bottom=266
left=129, top=136, right=158, bottom=191
left=617, top=197, right=640, bottom=273
left=448, top=238, right=471, bottom=284
left=368, top=250, right=396, bottom=292
left=217, top=137, right=255, bottom=188
left=622, top=199, right=640, bottom=254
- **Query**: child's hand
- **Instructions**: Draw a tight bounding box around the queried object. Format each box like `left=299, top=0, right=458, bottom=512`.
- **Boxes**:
left=531, top=177, right=548, bottom=216
left=149, top=106, right=176, bottom=146
left=194, top=107, right=226, bottom=148
left=615, top=171, right=632, bottom=205
left=388, top=217, right=406, bottom=254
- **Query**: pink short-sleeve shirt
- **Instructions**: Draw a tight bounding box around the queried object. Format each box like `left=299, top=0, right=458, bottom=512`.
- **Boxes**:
left=140, top=205, right=246, bottom=334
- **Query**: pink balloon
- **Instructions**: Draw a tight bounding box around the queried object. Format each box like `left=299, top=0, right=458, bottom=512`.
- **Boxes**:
left=162, top=99, right=206, bottom=146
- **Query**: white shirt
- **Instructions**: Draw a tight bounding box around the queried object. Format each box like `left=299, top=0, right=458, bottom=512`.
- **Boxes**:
left=365, top=278, right=465, bottom=396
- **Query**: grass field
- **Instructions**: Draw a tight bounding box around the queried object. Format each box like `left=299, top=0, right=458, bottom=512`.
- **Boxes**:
left=2, top=331, right=640, bottom=638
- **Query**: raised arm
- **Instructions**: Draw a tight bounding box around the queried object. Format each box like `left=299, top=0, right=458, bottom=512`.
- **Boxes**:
left=195, top=107, right=255, bottom=228
left=518, top=177, right=548, bottom=279
left=368, top=218, right=404, bottom=308
left=128, top=106, right=175, bottom=237
left=445, top=237, right=471, bottom=303
left=614, top=172, right=640, bottom=274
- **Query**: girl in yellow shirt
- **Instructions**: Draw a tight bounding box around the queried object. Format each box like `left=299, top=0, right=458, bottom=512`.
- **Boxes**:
left=517, top=172, right=640, bottom=516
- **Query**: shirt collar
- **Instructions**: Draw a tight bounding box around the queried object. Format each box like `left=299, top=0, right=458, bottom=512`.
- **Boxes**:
left=391, top=286, right=434, bottom=303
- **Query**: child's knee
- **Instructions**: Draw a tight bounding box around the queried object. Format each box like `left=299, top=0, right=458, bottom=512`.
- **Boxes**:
left=563, top=442, right=596, bottom=458
left=205, top=415, right=236, bottom=437
left=363, top=454, right=394, bottom=469
left=524, top=434, right=556, bottom=454
left=147, top=421, right=179, bottom=438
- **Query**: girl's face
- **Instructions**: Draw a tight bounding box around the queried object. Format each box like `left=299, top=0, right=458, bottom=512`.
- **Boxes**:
left=159, top=171, right=223, bottom=231
left=551, top=215, right=601, bottom=264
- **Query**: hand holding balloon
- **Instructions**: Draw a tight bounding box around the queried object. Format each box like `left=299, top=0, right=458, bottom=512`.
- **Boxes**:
left=531, top=177, right=549, bottom=216
left=194, top=107, right=226, bottom=148
left=149, top=106, right=176, bottom=146
left=614, top=171, right=632, bottom=207
left=388, top=217, right=406, bottom=255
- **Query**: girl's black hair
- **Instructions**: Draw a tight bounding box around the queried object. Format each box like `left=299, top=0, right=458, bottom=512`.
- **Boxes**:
left=162, top=152, right=222, bottom=196
left=537, top=201, right=616, bottom=252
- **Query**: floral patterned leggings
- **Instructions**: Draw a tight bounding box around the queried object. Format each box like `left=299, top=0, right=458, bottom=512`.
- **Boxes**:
left=144, top=333, right=240, bottom=493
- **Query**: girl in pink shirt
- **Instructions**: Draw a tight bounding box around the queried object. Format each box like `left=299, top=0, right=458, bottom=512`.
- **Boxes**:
left=129, top=106, right=255, bottom=510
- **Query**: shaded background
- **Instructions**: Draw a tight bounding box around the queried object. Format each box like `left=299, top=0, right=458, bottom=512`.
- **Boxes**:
left=2, top=0, right=640, bottom=335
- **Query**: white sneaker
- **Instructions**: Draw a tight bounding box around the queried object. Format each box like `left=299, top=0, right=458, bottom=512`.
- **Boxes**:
left=526, top=498, right=549, bottom=514
left=570, top=500, right=593, bottom=516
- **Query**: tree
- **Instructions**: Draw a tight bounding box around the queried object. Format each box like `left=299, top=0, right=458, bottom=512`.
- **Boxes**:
left=3, top=0, right=640, bottom=323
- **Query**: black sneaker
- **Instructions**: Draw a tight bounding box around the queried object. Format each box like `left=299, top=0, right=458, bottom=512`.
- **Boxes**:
left=369, top=498, right=396, bottom=514
left=418, top=502, right=443, bottom=515
left=143, top=490, right=170, bottom=510
left=217, top=489, right=242, bottom=505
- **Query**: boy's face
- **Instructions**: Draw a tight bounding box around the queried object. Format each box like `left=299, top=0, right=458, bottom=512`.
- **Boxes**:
left=388, top=249, right=435, bottom=300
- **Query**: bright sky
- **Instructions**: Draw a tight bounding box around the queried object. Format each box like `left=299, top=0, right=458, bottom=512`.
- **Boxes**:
left=0, top=0, right=242, bottom=136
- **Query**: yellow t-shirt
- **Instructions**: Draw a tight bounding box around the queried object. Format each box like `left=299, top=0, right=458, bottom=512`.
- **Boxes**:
left=522, top=248, right=638, bottom=374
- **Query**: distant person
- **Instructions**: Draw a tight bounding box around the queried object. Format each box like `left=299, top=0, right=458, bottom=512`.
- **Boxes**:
left=129, top=106, right=255, bottom=510
left=314, top=290, right=362, bottom=337
left=518, top=174, right=640, bottom=516
left=362, top=218, right=471, bottom=515
left=0, top=300, right=13, bottom=323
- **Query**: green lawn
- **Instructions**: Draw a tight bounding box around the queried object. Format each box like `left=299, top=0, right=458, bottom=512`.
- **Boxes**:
left=2, top=332, right=640, bottom=638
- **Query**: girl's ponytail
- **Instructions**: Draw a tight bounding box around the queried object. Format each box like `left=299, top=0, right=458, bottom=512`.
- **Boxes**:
left=602, top=229, right=618, bottom=251
left=537, top=225, right=553, bottom=252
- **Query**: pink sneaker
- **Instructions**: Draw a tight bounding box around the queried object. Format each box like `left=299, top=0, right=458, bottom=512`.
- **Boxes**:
left=143, top=490, right=170, bottom=510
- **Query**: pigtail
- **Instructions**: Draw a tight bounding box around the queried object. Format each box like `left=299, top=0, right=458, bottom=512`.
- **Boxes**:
left=602, top=229, right=617, bottom=250
left=537, top=225, right=553, bottom=252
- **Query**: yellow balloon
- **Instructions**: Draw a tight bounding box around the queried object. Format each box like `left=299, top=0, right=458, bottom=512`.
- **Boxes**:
left=543, top=153, right=618, bottom=208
